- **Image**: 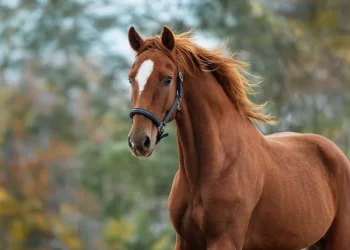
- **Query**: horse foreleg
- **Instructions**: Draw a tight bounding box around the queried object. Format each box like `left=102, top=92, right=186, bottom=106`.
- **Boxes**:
left=206, top=234, right=239, bottom=250
left=174, top=234, right=185, bottom=250
left=174, top=234, right=197, bottom=250
left=205, top=220, right=250, bottom=250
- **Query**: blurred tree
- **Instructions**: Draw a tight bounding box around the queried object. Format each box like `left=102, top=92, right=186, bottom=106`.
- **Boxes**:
left=1, top=0, right=179, bottom=249
left=182, top=0, right=350, bottom=153
left=0, top=82, right=82, bottom=250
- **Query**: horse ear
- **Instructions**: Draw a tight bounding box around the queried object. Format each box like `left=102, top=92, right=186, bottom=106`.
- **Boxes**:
left=161, top=26, right=175, bottom=51
left=128, top=26, right=144, bottom=52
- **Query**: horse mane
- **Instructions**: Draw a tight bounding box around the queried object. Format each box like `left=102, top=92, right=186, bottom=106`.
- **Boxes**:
left=138, top=30, right=275, bottom=124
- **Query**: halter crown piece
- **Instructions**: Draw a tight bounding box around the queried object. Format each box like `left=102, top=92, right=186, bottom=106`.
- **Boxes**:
left=130, top=71, right=183, bottom=144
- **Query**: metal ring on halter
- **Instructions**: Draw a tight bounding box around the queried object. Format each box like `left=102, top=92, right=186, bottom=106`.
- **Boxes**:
left=158, top=123, right=164, bottom=133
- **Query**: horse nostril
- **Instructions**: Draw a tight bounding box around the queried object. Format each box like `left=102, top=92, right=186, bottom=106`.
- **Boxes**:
left=128, top=137, right=133, bottom=149
left=143, top=136, right=151, bottom=149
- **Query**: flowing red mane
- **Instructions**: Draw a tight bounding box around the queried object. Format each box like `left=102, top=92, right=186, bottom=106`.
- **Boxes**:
left=138, top=30, right=274, bottom=124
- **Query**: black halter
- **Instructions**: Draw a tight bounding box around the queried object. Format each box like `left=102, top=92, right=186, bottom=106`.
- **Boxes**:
left=130, top=71, right=183, bottom=144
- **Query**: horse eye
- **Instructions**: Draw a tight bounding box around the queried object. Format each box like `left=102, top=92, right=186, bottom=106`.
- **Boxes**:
left=128, top=78, right=132, bottom=84
left=164, top=76, right=172, bottom=85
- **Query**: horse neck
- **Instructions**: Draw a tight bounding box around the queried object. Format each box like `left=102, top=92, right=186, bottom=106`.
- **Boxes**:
left=175, top=69, right=264, bottom=191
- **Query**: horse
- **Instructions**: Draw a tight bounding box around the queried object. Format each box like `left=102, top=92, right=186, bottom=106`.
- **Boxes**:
left=126, top=25, right=350, bottom=250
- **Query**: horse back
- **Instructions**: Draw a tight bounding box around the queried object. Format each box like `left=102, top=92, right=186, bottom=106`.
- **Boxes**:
left=266, top=132, right=350, bottom=184
left=265, top=132, right=350, bottom=207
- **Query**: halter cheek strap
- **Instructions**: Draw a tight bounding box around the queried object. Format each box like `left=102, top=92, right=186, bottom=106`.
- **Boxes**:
left=130, top=71, right=183, bottom=144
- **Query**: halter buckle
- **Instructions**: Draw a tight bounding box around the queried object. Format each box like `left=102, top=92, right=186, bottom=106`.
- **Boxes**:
left=177, top=99, right=181, bottom=111
left=158, top=123, right=165, bottom=134
left=178, top=71, right=183, bottom=82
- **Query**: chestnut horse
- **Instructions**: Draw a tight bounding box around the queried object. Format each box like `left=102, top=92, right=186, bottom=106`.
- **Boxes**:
left=126, top=26, right=350, bottom=250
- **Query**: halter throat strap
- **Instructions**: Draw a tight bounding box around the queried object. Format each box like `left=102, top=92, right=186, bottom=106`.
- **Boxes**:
left=130, top=71, right=183, bottom=144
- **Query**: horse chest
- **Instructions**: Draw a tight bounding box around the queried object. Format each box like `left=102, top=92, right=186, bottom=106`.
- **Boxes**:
left=172, top=198, right=206, bottom=248
left=168, top=175, right=206, bottom=246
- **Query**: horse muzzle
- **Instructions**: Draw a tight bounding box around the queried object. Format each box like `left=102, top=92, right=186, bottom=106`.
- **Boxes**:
left=128, top=131, right=154, bottom=157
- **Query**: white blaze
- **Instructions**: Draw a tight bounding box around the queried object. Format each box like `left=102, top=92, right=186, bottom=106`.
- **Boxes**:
left=135, top=59, right=154, bottom=94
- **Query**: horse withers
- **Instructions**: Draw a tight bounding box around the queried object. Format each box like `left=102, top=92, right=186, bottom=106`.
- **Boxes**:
left=126, top=26, right=350, bottom=250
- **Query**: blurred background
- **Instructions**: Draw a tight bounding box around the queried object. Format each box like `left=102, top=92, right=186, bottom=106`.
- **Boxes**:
left=0, top=0, right=349, bottom=249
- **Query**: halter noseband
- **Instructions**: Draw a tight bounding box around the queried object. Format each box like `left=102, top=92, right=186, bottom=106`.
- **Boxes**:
left=130, top=71, right=183, bottom=144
